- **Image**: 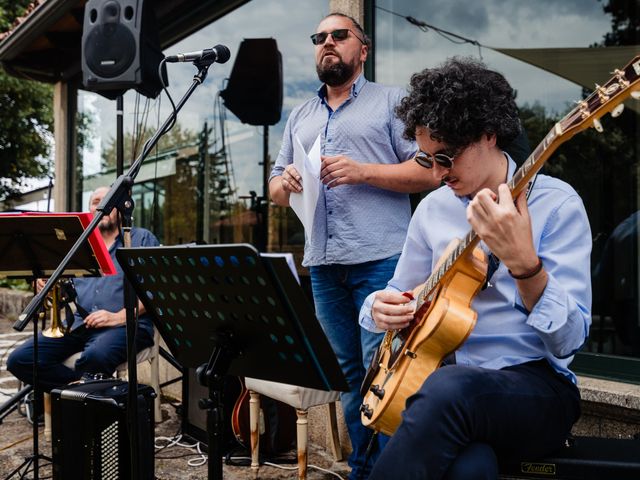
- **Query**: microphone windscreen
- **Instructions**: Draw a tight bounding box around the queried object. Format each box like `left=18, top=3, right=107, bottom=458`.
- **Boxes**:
left=214, top=44, right=231, bottom=64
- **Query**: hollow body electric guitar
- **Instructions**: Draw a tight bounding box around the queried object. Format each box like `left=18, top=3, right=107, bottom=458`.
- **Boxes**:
left=360, top=56, right=640, bottom=436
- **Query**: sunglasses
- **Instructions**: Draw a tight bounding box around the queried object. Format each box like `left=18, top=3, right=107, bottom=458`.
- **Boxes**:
left=414, top=150, right=456, bottom=169
left=310, top=28, right=365, bottom=45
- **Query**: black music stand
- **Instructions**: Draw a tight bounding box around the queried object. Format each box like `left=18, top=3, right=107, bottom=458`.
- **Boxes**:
left=0, top=213, right=111, bottom=480
left=117, top=243, right=348, bottom=479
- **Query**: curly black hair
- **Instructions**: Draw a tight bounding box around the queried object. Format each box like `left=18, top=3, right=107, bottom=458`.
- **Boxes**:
left=395, top=57, right=521, bottom=151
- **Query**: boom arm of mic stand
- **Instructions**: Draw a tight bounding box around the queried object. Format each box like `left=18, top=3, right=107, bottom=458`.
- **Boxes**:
left=14, top=62, right=214, bottom=332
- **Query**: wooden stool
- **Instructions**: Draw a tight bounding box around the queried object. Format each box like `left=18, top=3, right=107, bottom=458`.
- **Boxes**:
left=245, top=377, right=342, bottom=480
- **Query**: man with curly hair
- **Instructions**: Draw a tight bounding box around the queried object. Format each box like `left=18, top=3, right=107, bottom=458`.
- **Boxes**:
left=359, top=58, right=591, bottom=479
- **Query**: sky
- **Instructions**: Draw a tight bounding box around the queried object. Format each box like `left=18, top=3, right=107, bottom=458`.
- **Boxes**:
left=75, top=0, right=615, bottom=203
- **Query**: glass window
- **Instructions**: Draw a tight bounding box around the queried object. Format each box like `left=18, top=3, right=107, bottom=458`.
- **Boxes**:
left=374, top=0, right=640, bottom=379
left=76, top=0, right=326, bottom=262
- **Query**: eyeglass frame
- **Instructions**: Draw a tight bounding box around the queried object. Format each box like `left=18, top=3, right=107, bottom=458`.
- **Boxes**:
left=310, top=28, right=366, bottom=46
left=414, top=150, right=457, bottom=169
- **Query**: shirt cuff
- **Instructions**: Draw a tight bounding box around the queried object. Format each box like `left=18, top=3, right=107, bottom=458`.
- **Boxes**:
left=523, top=274, right=567, bottom=334
left=359, top=291, right=385, bottom=333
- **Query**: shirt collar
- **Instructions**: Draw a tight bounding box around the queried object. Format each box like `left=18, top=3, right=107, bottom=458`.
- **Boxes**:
left=316, top=72, right=367, bottom=101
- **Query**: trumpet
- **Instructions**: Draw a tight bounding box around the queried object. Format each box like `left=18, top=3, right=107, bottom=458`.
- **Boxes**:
left=42, top=279, right=75, bottom=338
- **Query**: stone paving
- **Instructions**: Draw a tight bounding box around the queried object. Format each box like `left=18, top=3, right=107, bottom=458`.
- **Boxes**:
left=0, top=314, right=349, bottom=479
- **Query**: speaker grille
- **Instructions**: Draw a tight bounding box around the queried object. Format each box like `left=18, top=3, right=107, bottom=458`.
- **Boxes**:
left=84, top=24, right=136, bottom=78
left=99, top=420, right=120, bottom=480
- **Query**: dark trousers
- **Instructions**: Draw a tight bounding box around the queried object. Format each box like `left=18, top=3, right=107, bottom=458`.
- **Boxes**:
left=368, top=360, right=581, bottom=480
left=7, top=326, right=154, bottom=393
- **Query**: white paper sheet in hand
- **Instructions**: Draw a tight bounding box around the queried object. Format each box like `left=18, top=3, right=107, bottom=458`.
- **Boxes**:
left=290, top=134, right=321, bottom=239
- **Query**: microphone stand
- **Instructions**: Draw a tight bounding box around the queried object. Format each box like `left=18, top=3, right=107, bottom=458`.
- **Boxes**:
left=14, top=59, right=217, bottom=479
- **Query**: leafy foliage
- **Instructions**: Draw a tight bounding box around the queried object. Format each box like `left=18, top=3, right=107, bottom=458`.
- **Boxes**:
left=0, top=0, right=54, bottom=201
left=101, top=122, right=200, bottom=169
left=0, top=0, right=33, bottom=33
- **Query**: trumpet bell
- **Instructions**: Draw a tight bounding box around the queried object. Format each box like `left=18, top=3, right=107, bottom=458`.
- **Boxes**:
left=43, top=325, right=66, bottom=338
left=42, top=282, right=70, bottom=338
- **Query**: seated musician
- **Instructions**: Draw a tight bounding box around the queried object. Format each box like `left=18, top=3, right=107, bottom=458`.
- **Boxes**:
left=359, top=58, right=592, bottom=479
left=7, top=186, right=159, bottom=407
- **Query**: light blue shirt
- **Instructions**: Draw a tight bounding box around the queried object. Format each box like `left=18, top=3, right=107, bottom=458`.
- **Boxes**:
left=359, top=157, right=592, bottom=384
left=74, top=227, right=159, bottom=337
left=271, top=74, right=416, bottom=267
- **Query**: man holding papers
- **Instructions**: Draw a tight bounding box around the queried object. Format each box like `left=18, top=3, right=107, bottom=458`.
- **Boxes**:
left=269, top=13, right=437, bottom=479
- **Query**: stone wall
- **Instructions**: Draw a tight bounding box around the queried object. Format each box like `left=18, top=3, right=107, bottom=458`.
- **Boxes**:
left=0, top=288, right=32, bottom=320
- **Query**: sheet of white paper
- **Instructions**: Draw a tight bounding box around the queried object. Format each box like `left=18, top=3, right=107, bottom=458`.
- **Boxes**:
left=290, top=134, right=321, bottom=239
left=260, top=252, right=300, bottom=284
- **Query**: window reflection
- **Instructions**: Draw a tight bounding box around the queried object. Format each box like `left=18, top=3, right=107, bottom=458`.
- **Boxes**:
left=375, top=0, right=639, bottom=359
left=76, top=0, right=326, bottom=269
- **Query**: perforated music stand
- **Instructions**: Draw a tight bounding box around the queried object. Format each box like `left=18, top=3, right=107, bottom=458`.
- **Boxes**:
left=116, top=243, right=347, bottom=479
left=0, top=212, right=114, bottom=480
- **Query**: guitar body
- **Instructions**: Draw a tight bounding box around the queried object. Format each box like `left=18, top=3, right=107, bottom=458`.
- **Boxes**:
left=361, top=242, right=487, bottom=435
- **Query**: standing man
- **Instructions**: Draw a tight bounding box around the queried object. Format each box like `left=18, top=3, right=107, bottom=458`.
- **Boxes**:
left=269, top=12, right=437, bottom=479
left=360, top=58, right=591, bottom=479
left=8, top=186, right=159, bottom=395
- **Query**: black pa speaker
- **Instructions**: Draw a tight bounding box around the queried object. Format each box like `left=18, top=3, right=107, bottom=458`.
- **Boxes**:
left=51, top=379, right=155, bottom=480
left=221, top=38, right=283, bottom=126
left=81, top=0, right=166, bottom=99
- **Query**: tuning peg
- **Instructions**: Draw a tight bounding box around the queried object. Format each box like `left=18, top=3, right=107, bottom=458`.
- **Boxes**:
left=611, top=104, right=625, bottom=118
left=631, top=91, right=640, bottom=100
left=360, top=403, right=373, bottom=419
left=593, top=118, right=604, bottom=133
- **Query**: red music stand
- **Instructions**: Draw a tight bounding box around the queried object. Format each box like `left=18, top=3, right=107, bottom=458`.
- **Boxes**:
left=0, top=212, right=114, bottom=480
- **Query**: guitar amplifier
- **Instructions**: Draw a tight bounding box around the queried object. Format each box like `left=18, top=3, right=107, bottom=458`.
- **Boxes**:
left=51, top=379, right=155, bottom=480
left=499, top=436, right=640, bottom=479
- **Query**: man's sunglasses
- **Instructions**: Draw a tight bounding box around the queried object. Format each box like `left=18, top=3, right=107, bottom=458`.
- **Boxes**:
left=310, top=28, right=365, bottom=45
left=414, top=150, right=456, bottom=169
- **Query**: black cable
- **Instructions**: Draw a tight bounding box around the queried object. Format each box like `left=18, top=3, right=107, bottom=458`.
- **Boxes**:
left=157, top=58, right=177, bottom=135
left=357, top=431, right=379, bottom=480
left=376, top=5, right=485, bottom=58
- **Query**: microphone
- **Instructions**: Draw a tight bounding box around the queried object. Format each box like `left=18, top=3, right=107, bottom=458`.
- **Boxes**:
left=165, top=44, right=231, bottom=64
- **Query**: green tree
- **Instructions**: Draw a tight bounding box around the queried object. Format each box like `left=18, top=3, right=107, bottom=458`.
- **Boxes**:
left=101, top=122, right=200, bottom=169
left=0, top=0, right=54, bottom=201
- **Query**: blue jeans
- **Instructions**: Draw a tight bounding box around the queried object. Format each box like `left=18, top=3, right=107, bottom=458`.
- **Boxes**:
left=7, top=325, right=154, bottom=392
left=310, top=254, right=399, bottom=479
left=369, top=360, right=581, bottom=480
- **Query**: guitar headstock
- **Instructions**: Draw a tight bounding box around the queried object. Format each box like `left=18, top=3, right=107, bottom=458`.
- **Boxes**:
left=560, top=55, right=640, bottom=136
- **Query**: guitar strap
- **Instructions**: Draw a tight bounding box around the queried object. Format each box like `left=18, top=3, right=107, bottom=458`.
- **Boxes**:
left=482, top=174, right=539, bottom=290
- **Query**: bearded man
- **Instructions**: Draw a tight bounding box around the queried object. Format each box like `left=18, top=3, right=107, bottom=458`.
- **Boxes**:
left=8, top=186, right=159, bottom=396
left=269, top=13, right=438, bottom=479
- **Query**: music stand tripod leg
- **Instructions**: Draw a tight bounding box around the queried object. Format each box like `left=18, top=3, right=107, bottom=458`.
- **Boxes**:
left=195, top=332, right=237, bottom=480
left=5, top=310, right=52, bottom=480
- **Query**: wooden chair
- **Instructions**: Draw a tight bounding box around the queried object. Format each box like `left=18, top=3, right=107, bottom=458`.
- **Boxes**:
left=244, top=377, right=342, bottom=480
